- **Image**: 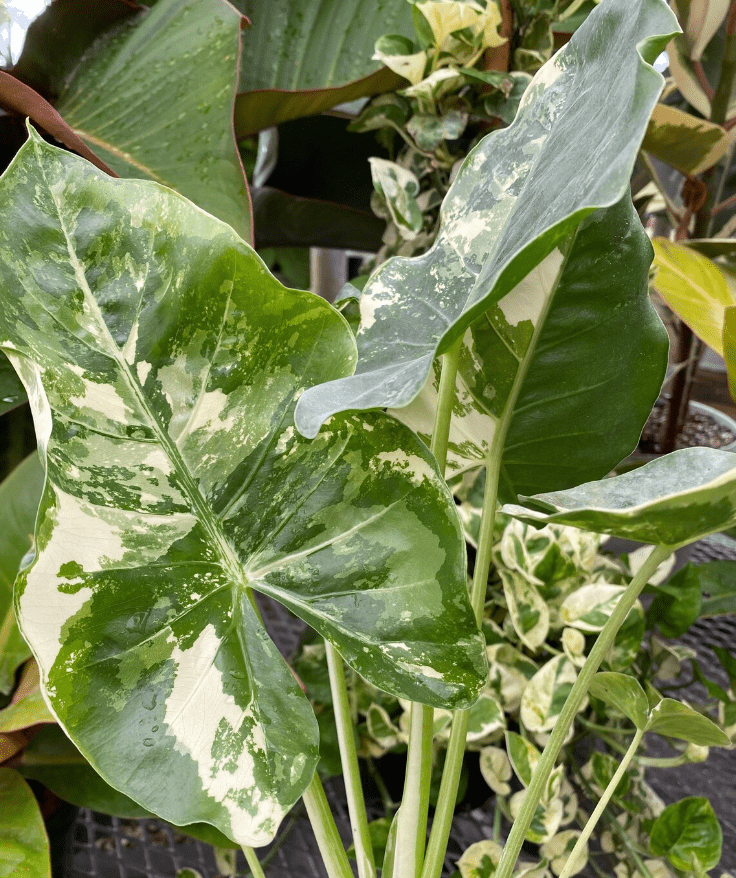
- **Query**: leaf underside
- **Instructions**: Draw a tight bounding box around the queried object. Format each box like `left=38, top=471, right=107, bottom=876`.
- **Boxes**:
left=0, top=133, right=485, bottom=846
left=295, top=0, right=679, bottom=437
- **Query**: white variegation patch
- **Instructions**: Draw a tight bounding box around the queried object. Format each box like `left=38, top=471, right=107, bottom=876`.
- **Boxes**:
left=497, top=249, right=564, bottom=328
left=164, top=625, right=292, bottom=846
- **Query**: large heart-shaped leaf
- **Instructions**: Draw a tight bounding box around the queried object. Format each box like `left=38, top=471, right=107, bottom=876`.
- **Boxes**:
left=53, top=0, right=252, bottom=242
left=649, top=797, right=722, bottom=872
left=391, top=196, right=667, bottom=496
left=0, top=131, right=485, bottom=846
left=0, top=767, right=51, bottom=878
left=232, top=0, right=414, bottom=136
left=0, top=453, right=44, bottom=695
left=294, top=0, right=679, bottom=438
left=504, top=447, right=736, bottom=546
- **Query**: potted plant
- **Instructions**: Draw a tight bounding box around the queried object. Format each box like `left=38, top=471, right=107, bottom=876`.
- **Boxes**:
left=0, top=2, right=734, bottom=878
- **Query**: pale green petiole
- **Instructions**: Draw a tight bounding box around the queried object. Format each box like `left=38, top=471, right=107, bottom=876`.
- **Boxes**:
left=493, top=543, right=675, bottom=878
left=557, top=727, right=645, bottom=878
left=325, top=641, right=376, bottom=878
left=302, top=774, right=354, bottom=878
left=394, top=337, right=462, bottom=878
left=242, top=845, right=268, bottom=878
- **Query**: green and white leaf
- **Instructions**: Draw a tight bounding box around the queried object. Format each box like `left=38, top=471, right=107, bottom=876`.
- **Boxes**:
left=479, top=745, right=512, bottom=796
left=294, top=0, right=679, bottom=438
left=390, top=196, right=667, bottom=499
left=540, top=830, right=588, bottom=877
left=560, top=584, right=629, bottom=632
left=510, top=791, right=565, bottom=845
left=457, top=839, right=504, bottom=878
left=652, top=238, right=733, bottom=356
left=642, top=104, right=730, bottom=174
left=506, top=731, right=541, bottom=787
left=486, top=643, right=537, bottom=712
left=505, top=447, right=736, bottom=546
left=0, top=453, right=44, bottom=694
left=520, top=655, right=583, bottom=735
left=0, top=133, right=486, bottom=846
left=671, top=0, right=729, bottom=60
left=497, top=566, right=549, bottom=650
left=54, top=0, right=252, bottom=241
left=0, top=767, right=51, bottom=878
left=649, top=797, right=723, bottom=872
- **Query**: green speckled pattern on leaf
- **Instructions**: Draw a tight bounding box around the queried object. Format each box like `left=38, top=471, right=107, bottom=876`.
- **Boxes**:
left=54, top=0, right=252, bottom=242
left=505, top=448, right=736, bottom=546
left=0, top=133, right=485, bottom=846
left=294, top=0, right=679, bottom=438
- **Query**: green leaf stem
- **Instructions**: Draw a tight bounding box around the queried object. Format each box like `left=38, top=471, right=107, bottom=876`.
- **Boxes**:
left=0, top=132, right=485, bottom=846
left=295, top=0, right=679, bottom=438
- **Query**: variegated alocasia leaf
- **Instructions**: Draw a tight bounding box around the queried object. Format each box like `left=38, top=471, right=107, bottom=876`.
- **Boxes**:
left=505, top=447, right=736, bottom=547
left=53, top=0, right=252, bottom=242
left=0, top=131, right=485, bottom=846
left=0, top=453, right=44, bottom=695
left=294, top=0, right=679, bottom=438
left=391, top=196, right=668, bottom=496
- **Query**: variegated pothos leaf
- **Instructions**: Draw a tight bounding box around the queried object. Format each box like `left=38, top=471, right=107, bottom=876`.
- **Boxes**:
left=0, top=131, right=485, bottom=846
left=294, top=0, right=678, bottom=438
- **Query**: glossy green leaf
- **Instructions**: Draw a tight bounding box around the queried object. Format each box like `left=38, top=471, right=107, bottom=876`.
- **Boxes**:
left=0, top=767, right=51, bottom=878
left=0, top=454, right=44, bottom=695
left=11, top=0, right=142, bottom=100
left=681, top=560, right=736, bottom=616
left=645, top=698, right=731, bottom=745
left=233, top=0, right=414, bottom=135
left=0, top=354, right=26, bottom=416
left=294, top=0, right=679, bottom=438
left=642, top=104, right=730, bottom=174
left=505, top=447, right=736, bottom=546
left=649, top=797, right=722, bottom=872
left=588, top=671, right=649, bottom=730
left=652, top=238, right=733, bottom=355
left=54, top=0, right=252, bottom=242
left=0, top=132, right=485, bottom=845
left=647, top=564, right=703, bottom=637
left=506, top=731, right=541, bottom=787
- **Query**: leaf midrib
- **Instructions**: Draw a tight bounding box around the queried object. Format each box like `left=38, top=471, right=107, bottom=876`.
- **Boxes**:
left=38, top=143, right=248, bottom=591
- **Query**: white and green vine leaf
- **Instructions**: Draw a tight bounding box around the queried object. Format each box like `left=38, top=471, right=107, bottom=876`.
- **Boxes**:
left=0, top=767, right=51, bottom=878
left=645, top=699, right=731, bottom=746
left=649, top=796, right=723, bottom=873
left=520, top=655, right=583, bottom=736
left=233, top=0, right=414, bottom=136
left=505, top=447, right=736, bottom=546
left=54, top=0, right=252, bottom=241
left=294, top=0, right=679, bottom=439
left=457, top=839, right=504, bottom=878
left=0, top=453, right=44, bottom=694
left=560, top=583, right=628, bottom=632
left=540, top=830, right=588, bottom=877
left=506, top=731, right=541, bottom=787
left=497, top=567, right=549, bottom=650
left=588, top=671, right=650, bottom=730
left=479, top=745, right=512, bottom=796
left=392, top=195, right=669, bottom=496
left=0, top=132, right=485, bottom=846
